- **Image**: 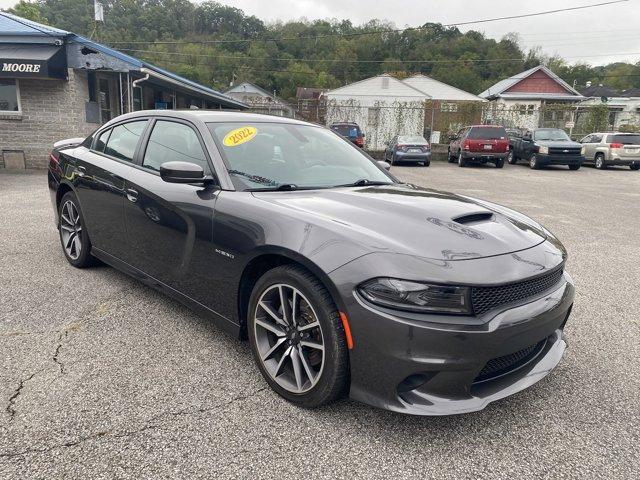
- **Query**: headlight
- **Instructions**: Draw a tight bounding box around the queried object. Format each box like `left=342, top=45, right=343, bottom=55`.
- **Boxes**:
left=358, top=278, right=471, bottom=315
left=538, top=145, right=549, bottom=155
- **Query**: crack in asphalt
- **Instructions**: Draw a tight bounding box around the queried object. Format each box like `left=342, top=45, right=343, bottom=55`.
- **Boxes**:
left=3, top=288, right=130, bottom=422
left=0, top=387, right=268, bottom=459
left=5, top=371, right=43, bottom=420
left=52, top=331, right=68, bottom=375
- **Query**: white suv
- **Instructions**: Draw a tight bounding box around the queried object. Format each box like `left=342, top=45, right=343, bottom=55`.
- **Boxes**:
left=580, top=132, right=640, bottom=170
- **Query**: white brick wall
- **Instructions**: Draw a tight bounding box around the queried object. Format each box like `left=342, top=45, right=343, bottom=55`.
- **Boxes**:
left=0, top=69, right=98, bottom=169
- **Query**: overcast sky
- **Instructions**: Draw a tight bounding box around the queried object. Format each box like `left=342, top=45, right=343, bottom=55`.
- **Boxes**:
left=1, top=0, right=639, bottom=65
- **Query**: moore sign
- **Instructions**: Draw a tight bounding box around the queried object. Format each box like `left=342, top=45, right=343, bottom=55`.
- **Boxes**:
left=2, top=62, right=42, bottom=73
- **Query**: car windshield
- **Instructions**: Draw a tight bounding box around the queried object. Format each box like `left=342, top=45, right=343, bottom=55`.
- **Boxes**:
left=208, top=122, right=392, bottom=191
left=467, top=127, right=507, bottom=140
left=534, top=129, right=570, bottom=141
left=330, top=124, right=360, bottom=138
left=398, top=135, right=428, bottom=144
left=607, top=134, right=640, bottom=145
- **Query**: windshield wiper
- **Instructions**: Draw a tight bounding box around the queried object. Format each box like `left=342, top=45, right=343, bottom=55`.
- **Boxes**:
left=228, top=169, right=277, bottom=186
left=333, top=179, right=393, bottom=187
left=248, top=184, right=300, bottom=191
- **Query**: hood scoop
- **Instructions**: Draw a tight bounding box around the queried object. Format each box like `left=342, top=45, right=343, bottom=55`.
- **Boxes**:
left=453, top=211, right=494, bottom=225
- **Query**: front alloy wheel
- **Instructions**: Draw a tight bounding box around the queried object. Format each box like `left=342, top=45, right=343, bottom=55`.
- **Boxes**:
left=248, top=265, right=349, bottom=407
left=254, top=284, right=325, bottom=394
left=530, top=155, right=541, bottom=170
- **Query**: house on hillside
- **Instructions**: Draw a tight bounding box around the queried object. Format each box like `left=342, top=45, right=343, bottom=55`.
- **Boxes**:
left=479, top=65, right=584, bottom=130
left=324, top=74, right=429, bottom=150
left=224, top=82, right=294, bottom=117
left=576, top=83, right=640, bottom=132
left=403, top=74, right=486, bottom=141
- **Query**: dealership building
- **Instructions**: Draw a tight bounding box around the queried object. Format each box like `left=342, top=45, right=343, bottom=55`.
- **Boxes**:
left=0, top=12, right=246, bottom=170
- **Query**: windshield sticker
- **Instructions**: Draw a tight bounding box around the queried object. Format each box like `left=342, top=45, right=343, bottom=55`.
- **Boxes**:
left=223, top=126, right=257, bottom=147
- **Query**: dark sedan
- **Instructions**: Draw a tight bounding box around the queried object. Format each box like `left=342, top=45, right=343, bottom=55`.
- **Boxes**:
left=384, top=135, right=431, bottom=166
left=48, top=111, right=574, bottom=415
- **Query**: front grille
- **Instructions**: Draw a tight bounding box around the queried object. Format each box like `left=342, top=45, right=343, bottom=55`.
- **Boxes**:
left=549, top=147, right=582, bottom=155
left=471, top=267, right=564, bottom=316
left=474, top=339, right=547, bottom=383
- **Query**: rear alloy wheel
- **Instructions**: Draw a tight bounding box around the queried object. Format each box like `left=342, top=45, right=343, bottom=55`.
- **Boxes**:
left=507, top=151, right=518, bottom=164
left=595, top=154, right=606, bottom=169
left=447, top=149, right=455, bottom=163
left=529, top=155, right=541, bottom=170
left=457, top=151, right=467, bottom=167
left=58, top=191, right=95, bottom=268
left=248, top=265, right=349, bottom=407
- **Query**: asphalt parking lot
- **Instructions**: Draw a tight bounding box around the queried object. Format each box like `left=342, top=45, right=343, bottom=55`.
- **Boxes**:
left=1, top=162, right=639, bottom=479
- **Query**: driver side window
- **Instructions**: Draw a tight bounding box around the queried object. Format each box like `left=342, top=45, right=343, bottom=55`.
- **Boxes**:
left=143, top=120, right=210, bottom=174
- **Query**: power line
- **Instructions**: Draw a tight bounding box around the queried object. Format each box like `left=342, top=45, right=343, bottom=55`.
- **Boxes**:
left=146, top=54, right=640, bottom=79
left=120, top=48, right=640, bottom=66
left=105, top=1, right=629, bottom=46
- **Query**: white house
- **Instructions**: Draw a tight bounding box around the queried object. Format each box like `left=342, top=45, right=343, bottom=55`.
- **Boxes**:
left=224, top=82, right=295, bottom=117
left=324, top=74, right=430, bottom=150
left=479, top=65, right=584, bottom=130
left=577, top=84, right=640, bottom=131
left=404, top=74, right=485, bottom=103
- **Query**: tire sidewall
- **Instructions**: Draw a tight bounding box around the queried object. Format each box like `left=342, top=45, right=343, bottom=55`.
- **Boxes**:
left=247, top=265, right=348, bottom=407
left=58, top=191, right=93, bottom=268
left=458, top=151, right=465, bottom=167
left=530, top=155, right=538, bottom=169
left=596, top=155, right=604, bottom=169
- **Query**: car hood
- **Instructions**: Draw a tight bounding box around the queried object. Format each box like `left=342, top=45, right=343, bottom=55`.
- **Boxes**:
left=534, top=140, right=582, bottom=148
left=253, top=184, right=547, bottom=261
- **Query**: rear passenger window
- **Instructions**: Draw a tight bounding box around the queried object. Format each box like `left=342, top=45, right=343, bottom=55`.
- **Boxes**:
left=94, top=129, right=111, bottom=152
left=104, top=121, right=147, bottom=162
left=143, top=120, right=209, bottom=173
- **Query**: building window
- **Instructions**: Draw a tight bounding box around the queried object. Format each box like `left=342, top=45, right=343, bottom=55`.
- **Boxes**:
left=99, top=78, right=113, bottom=123
left=0, top=79, right=20, bottom=112
left=440, top=102, right=458, bottom=112
left=368, top=107, right=380, bottom=126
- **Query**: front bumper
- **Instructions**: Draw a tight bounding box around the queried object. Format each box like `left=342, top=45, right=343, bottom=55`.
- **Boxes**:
left=330, top=244, right=574, bottom=415
left=537, top=154, right=584, bottom=166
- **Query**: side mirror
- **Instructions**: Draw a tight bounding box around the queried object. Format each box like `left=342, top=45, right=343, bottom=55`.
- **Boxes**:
left=160, top=161, right=206, bottom=184
left=377, top=160, right=391, bottom=171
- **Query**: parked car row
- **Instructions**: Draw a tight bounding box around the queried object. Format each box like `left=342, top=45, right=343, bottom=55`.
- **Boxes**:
left=328, top=119, right=639, bottom=171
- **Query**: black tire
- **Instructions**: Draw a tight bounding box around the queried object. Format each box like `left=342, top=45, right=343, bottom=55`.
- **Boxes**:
left=630, top=164, right=640, bottom=171
left=457, top=151, right=467, bottom=167
left=58, top=191, right=96, bottom=268
left=495, top=158, right=505, bottom=169
left=423, top=160, right=430, bottom=167
left=390, top=153, right=396, bottom=166
left=247, top=265, right=349, bottom=408
left=595, top=154, right=606, bottom=169
left=529, top=154, right=541, bottom=170
left=507, top=151, right=518, bottom=164
left=447, top=149, right=455, bottom=163
left=569, top=164, right=581, bottom=171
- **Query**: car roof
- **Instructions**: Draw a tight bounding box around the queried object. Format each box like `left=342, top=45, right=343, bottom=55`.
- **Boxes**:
left=101, top=110, right=316, bottom=129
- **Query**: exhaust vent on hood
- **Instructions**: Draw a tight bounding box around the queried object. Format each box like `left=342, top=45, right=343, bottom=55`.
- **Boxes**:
left=453, top=212, right=494, bottom=225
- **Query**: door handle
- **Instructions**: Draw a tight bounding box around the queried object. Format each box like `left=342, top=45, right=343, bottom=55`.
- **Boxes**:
left=76, top=165, right=86, bottom=177
left=126, top=188, right=138, bottom=203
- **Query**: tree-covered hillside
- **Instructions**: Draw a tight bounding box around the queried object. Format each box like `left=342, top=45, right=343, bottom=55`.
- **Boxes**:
left=6, top=0, right=640, bottom=99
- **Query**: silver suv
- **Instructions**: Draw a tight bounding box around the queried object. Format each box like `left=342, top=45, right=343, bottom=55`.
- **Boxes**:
left=579, top=132, right=640, bottom=170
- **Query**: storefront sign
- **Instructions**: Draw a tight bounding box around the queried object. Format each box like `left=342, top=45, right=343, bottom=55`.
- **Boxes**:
left=2, top=62, right=43, bottom=74
left=0, top=45, right=67, bottom=79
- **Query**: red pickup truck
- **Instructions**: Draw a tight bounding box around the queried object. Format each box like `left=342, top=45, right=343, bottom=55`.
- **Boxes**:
left=448, top=125, right=509, bottom=168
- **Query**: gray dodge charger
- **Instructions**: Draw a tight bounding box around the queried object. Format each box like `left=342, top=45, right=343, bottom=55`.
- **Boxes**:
left=48, top=111, right=574, bottom=415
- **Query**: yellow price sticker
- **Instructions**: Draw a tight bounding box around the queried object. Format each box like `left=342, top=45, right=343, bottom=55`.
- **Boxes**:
left=223, top=126, right=257, bottom=147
